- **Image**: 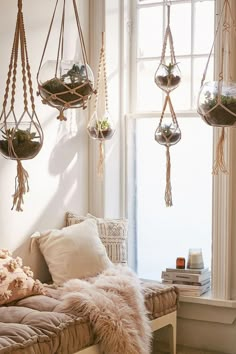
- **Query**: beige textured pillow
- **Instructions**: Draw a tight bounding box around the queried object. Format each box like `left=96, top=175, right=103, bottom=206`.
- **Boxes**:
left=32, top=218, right=112, bottom=285
left=0, top=249, right=45, bottom=305
left=65, top=212, right=128, bottom=265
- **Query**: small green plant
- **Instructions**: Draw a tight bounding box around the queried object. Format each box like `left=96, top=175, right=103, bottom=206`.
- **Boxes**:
left=203, top=91, right=236, bottom=109
left=162, top=62, right=179, bottom=77
left=160, top=124, right=173, bottom=138
left=1, top=128, right=36, bottom=143
left=96, top=119, right=110, bottom=132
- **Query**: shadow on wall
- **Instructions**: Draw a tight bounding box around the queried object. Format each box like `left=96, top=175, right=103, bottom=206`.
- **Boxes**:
left=13, top=110, right=89, bottom=282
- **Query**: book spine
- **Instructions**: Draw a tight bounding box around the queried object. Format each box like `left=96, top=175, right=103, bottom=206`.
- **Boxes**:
left=165, top=267, right=209, bottom=274
left=161, top=271, right=210, bottom=282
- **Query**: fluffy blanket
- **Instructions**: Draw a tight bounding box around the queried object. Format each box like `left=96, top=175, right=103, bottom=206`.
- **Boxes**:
left=58, top=265, right=152, bottom=354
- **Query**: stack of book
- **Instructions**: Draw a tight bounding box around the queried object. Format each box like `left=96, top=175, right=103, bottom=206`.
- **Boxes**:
left=161, top=267, right=211, bottom=297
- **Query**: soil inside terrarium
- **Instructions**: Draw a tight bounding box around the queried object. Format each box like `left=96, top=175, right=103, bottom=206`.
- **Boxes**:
left=156, top=132, right=181, bottom=145
left=201, top=103, right=236, bottom=126
left=40, top=78, right=93, bottom=107
left=156, top=75, right=181, bottom=89
left=88, top=127, right=114, bottom=140
left=0, top=140, right=41, bottom=159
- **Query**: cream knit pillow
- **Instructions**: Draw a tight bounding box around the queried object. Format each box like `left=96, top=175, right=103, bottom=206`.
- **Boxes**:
left=65, top=212, right=128, bottom=265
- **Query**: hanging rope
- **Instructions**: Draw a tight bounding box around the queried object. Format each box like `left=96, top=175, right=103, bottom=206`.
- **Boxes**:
left=0, top=0, right=43, bottom=211
left=165, top=145, right=172, bottom=207
left=212, top=127, right=228, bottom=175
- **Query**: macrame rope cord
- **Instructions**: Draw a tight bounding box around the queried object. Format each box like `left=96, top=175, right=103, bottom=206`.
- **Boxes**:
left=212, top=127, right=228, bottom=175
left=93, top=32, right=110, bottom=177
left=97, top=141, right=105, bottom=177
left=12, top=160, right=29, bottom=212
left=165, top=145, right=172, bottom=207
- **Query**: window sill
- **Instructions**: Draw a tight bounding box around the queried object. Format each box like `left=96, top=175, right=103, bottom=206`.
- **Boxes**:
left=179, top=290, right=236, bottom=308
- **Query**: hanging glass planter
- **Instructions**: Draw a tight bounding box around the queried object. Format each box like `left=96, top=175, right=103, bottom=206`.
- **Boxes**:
left=0, top=0, right=43, bottom=211
left=0, top=122, right=42, bottom=159
left=198, top=81, right=236, bottom=127
left=197, top=0, right=236, bottom=174
left=155, top=62, right=181, bottom=93
left=88, top=111, right=115, bottom=140
left=87, top=32, right=115, bottom=177
left=155, top=121, right=181, bottom=146
left=154, top=4, right=181, bottom=207
left=37, top=0, right=96, bottom=121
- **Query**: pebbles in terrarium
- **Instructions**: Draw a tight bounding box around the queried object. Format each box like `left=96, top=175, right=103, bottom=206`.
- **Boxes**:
left=87, top=111, right=115, bottom=141
left=198, top=81, right=236, bottom=127
left=155, top=122, right=181, bottom=146
left=155, top=62, right=181, bottom=92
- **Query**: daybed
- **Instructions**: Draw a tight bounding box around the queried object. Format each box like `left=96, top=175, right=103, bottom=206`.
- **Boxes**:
left=0, top=213, right=179, bottom=354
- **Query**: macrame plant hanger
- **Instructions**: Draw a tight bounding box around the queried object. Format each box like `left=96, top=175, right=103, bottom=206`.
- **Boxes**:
left=198, top=0, right=236, bottom=174
left=37, top=0, right=96, bottom=121
left=154, top=3, right=181, bottom=207
left=0, top=0, right=43, bottom=212
left=87, top=32, right=115, bottom=177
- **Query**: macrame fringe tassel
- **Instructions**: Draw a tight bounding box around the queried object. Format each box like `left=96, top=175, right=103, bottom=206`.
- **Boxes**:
left=165, top=145, right=173, bottom=207
left=12, top=160, right=29, bottom=212
left=212, top=127, right=228, bottom=175
left=97, top=141, right=104, bottom=178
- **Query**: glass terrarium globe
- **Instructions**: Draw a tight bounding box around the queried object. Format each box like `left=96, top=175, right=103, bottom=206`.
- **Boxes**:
left=154, top=62, right=181, bottom=92
left=0, top=121, right=43, bottom=160
left=198, top=81, right=236, bottom=127
left=155, top=122, right=181, bottom=146
left=87, top=111, right=115, bottom=141
left=38, top=60, right=94, bottom=109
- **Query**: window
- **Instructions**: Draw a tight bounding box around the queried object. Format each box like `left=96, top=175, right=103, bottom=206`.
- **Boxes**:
left=127, top=0, right=215, bottom=281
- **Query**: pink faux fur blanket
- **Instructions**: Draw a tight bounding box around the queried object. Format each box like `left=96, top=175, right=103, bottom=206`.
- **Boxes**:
left=59, top=265, right=152, bottom=354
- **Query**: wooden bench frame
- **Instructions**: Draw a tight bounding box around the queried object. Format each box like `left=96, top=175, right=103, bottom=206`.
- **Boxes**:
left=74, top=310, right=177, bottom=354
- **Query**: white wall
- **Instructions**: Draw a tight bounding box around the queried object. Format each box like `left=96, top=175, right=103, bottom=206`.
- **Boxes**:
left=0, top=0, right=90, bottom=281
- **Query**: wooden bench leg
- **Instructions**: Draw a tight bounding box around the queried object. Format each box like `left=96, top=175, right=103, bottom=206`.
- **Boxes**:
left=168, top=313, right=177, bottom=354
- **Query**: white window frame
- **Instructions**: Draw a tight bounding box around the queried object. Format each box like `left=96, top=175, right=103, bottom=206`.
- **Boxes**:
left=126, top=0, right=233, bottom=300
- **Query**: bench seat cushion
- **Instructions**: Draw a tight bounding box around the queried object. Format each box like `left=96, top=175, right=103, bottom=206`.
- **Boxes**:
left=0, top=282, right=178, bottom=353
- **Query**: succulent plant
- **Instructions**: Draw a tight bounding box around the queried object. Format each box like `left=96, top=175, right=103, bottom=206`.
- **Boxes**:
left=1, top=128, right=37, bottom=143
left=96, top=119, right=110, bottom=132
left=61, top=64, right=87, bottom=84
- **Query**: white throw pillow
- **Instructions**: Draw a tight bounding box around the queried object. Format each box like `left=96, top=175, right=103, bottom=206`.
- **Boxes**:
left=32, top=219, right=112, bottom=285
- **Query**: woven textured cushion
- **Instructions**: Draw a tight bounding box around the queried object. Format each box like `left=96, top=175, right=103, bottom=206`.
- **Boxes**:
left=0, top=249, right=45, bottom=305
left=32, top=219, right=112, bottom=285
left=66, top=212, right=128, bottom=265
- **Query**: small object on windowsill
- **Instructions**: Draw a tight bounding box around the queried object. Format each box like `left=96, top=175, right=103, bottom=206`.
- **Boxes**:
left=176, top=257, right=185, bottom=269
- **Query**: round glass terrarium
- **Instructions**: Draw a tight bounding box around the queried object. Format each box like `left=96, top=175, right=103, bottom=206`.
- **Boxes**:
left=155, top=63, right=181, bottom=93
left=0, top=122, right=43, bottom=160
left=155, top=122, right=181, bottom=146
left=198, top=81, right=236, bottom=127
left=38, top=60, right=94, bottom=110
left=87, top=111, right=115, bottom=141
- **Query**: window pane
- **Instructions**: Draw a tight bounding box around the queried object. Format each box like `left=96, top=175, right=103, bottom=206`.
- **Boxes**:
left=170, top=58, right=191, bottom=110
left=194, top=1, right=214, bottom=55
left=137, top=6, right=163, bottom=58
left=128, top=117, right=212, bottom=280
left=137, top=60, right=163, bottom=111
left=193, top=56, right=214, bottom=110
left=169, top=3, right=191, bottom=56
